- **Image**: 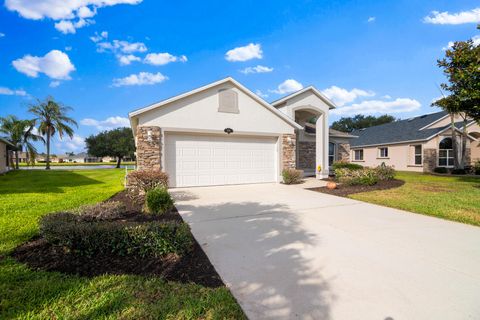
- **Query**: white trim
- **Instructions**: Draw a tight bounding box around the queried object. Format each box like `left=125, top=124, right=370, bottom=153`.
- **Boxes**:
left=271, top=86, right=337, bottom=109
left=129, top=77, right=302, bottom=130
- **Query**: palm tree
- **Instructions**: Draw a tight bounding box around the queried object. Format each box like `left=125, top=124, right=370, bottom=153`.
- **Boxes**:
left=29, top=97, right=77, bottom=170
left=0, top=115, right=44, bottom=169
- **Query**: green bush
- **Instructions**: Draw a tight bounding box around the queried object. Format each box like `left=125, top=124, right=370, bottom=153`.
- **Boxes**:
left=433, top=167, right=448, bottom=174
left=373, top=164, right=396, bottom=180
left=335, top=168, right=379, bottom=186
left=282, top=168, right=304, bottom=184
left=474, top=161, right=480, bottom=175
left=332, top=161, right=363, bottom=171
left=39, top=212, right=192, bottom=258
left=451, top=168, right=467, bottom=175
left=146, top=188, right=175, bottom=215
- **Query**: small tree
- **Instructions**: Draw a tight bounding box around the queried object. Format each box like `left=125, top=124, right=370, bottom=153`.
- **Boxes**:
left=331, top=114, right=396, bottom=132
left=85, top=127, right=135, bottom=168
left=432, top=25, right=480, bottom=169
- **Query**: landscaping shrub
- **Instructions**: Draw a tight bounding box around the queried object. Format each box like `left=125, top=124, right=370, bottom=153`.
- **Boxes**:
left=126, top=170, right=169, bottom=195
left=373, top=164, right=396, bottom=180
left=335, top=168, right=378, bottom=186
left=146, top=187, right=175, bottom=215
left=76, top=201, right=127, bottom=221
left=451, top=168, right=467, bottom=175
left=433, top=167, right=448, bottom=174
left=332, top=161, right=363, bottom=171
left=474, top=161, right=480, bottom=175
left=282, top=168, right=304, bottom=184
left=39, top=212, right=192, bottom=258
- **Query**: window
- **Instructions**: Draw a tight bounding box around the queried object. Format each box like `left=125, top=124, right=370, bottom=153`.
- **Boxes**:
left=438, top=137, right=454, bottom=167
left=378, top=147, right=388, bottom=158
left=414, top=145, right=422, bottom=165
left=354, top=149, right=364, bottom=161
left=328, top=142, right=336, bottom=166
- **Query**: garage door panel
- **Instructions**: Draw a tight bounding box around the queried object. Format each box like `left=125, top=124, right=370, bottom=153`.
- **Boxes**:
left=165, top=134, right=277, bottom=187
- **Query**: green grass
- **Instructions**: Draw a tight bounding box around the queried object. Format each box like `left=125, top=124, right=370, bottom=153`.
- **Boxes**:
left=0, top=170, right=244, bottom=319
left=349, top=171, right=480, bottom=226
left=18, top=161, right=136, bottom=167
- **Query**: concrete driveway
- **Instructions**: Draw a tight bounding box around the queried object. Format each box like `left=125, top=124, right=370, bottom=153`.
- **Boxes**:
left=171, top=183, right=480, bottom=320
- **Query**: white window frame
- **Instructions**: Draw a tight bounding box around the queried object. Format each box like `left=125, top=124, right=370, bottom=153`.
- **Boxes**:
left=413, top=145, right=422, bottom=165
left=328, top=142, right=336, bottom=167
left=353, top=149, right=364, bottom=161
left=378, top=147, right=389, bottom=158
left=438, top=137, right=454, bottom=168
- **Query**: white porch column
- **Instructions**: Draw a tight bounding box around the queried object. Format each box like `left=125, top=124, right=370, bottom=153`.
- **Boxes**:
left=316, top=113, right=329, bottom=179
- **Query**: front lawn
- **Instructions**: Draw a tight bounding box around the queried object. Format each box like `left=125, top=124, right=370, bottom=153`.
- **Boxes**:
left=349, top=171, right=480, bottom=226
left=0, top=170, right=244, bottom=319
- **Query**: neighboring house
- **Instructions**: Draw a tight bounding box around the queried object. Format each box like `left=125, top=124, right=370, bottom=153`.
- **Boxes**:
left=350, top=111, right=480, bottom=172
left=65, top=152, right=102, bottom=163
left=128, top=77, right=355, bottom=187
left=0, top=138, right=15, bottom=173
left=12, top=151, right=28, bottom=163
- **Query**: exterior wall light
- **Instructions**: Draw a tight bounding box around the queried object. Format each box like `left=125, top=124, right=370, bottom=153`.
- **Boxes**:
left=224, top=128, right=234, bottom=134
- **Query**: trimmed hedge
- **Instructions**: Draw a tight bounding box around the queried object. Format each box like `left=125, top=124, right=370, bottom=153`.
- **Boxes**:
left=332, top=161, right=363, bottom=171
left=40, top=212, right=193, bottom=258
left=146, top=188, right=175, bottom=215
left=433, top=167, right=448, bottom=174
left=282, top=168, right=304, bottom=184
left=474, top=161, right=480, bottom=175
left=335, top=165, right=395, bottom=186
left=75, top=201, right=126, bottom=221
left=127, top=170, right=169, bottom=195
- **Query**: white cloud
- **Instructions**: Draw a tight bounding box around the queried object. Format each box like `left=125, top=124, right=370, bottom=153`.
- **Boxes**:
left=118, top=54, right=141, bottom=65
left=331, top=98, right=421, bottom=116
left=144, top=53, right=188, bottom=66
left=49, top=81, right=60, bottom=88
left=0, top=87, right=27, bottom=96
left=367, top=16, right=376, bottom=23
left=270, top=79, right=303, bottom=94
left=472, top=35, right=480, bottom=46
left=90, top=30, right=108, bottom=42
left=96, top=39, right=147, bottom=53
left=0, top=33, right=5, bottom=37
left=442, top=41, right=455, bottom=51
left=5, top=0, right=142, bottom=33
left=55, top=134, right=85, bottom=153
left=240, top=65, right=273, bottom=74
left=255, top=89, right=269, bottom=99
left=12, top=50, right=75, bottom=80
left=423, top=8, right=480, bottom=25
left=81, top=116, right=130, bottom=130
left=112, top=72, right=167, bottom=87
left=225, top=43, right=263, bottom=62
left=322, top=86, right=375, bottom=107
left=54, top=18, right=92, bottom=34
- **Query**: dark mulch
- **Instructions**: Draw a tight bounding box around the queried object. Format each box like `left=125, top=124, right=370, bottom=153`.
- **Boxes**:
left=310, top=179, right=405, bottom=197
left=11, top=191, right=223, bottom=288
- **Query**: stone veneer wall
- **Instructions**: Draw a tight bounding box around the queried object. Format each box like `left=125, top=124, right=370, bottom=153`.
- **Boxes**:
left=298, top=141, right=315, bottom=169
left=282, top=134, right=296, bottom=169
left=136, top=126, right=162, bottom=170
left=423, top=148, right=437, bottom=172
left=337, top=143, right=350, bottom=162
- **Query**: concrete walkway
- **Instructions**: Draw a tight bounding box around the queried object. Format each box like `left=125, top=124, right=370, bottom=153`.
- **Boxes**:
left=171, top=183, right=480, bottom=320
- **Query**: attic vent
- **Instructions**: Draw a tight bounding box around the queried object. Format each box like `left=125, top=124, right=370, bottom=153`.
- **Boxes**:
left=218, top=89, right=239, bottom=114
left=420, top=115, right=427, bottom=118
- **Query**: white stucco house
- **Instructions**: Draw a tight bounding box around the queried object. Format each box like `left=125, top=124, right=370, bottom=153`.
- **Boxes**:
left=0, top=138, right=14, bottom=174
left=129, top=77, right=355, bottom=188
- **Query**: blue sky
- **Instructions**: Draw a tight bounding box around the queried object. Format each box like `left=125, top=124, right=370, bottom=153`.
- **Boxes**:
left=0, top=0, right=479, bottom=154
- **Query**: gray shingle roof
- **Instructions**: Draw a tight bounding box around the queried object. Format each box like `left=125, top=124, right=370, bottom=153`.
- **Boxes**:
left=350, top=111, right=451, bottom=147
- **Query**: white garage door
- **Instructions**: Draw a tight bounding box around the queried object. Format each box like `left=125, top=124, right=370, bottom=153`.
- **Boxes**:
left=165, top=133, right=278, bottom=187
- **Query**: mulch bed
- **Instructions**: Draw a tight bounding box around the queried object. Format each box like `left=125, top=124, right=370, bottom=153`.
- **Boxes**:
left=11, top=191, right=223, bottom=288
left=310, top=179, right=405, bottom=197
